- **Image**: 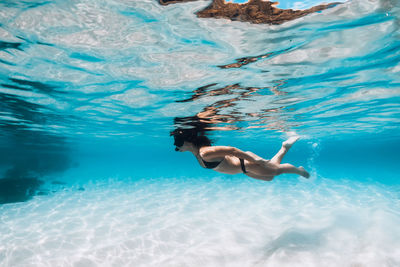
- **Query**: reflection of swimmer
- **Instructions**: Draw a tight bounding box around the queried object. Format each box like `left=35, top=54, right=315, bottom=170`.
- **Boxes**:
left=172, top=132, right=309, bottom=181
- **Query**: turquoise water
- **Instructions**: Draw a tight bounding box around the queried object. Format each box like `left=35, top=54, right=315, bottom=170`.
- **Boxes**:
left=1, top=0, right=400, bottom=266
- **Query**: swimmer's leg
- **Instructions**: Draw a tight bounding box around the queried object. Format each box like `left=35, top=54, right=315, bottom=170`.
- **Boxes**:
left=245, top=172, right=274, bottom=182
left=246, top=163, right=309, bottom=180
left=270, top=136, right=299, bottom=164
left=277, top=163, right=310, bottom=178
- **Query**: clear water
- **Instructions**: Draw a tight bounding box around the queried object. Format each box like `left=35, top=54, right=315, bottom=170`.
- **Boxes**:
left=1, top=0, right=400, bottom=266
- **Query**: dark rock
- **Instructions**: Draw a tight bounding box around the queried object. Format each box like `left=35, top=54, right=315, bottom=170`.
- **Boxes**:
left=158, top=0, right=340, bottom=25
left=218, top=52, right=273, bottom=69
left=218, top=47, right=291, bottom=69
left=197, top=0, right=340, bottom=25
left=0, top=177, right=44, bottom=204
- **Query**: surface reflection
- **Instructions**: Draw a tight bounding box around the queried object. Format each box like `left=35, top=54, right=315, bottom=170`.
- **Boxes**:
left=173, top=80, right=289, bottom=134
left=218, top=47, right=291, bottom=69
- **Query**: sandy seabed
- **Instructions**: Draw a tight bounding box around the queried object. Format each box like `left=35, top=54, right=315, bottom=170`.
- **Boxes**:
left=1, top=176, right=399, bottom=267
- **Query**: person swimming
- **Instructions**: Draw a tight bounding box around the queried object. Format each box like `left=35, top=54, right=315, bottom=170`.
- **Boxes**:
left=172, top=131, right=310, bottom=181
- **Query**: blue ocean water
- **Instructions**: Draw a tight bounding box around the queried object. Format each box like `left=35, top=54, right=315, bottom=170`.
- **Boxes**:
left=0, top=0, right=400, bottom=266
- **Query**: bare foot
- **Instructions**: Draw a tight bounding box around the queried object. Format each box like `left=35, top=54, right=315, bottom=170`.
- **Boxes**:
left=283, top=136, right=300, bottom=149
left=299, top=166, right=310, bottom=178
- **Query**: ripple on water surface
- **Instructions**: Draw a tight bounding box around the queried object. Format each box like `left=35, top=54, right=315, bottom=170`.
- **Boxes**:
left=0, top=0, right=399, bottom=139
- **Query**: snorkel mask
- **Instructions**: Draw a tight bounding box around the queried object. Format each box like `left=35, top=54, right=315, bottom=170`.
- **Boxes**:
left=173, top=135, right=184, bottom=151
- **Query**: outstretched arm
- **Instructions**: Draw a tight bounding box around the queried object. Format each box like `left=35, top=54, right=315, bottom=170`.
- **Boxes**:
left=199, top=146, right=265, bottom=163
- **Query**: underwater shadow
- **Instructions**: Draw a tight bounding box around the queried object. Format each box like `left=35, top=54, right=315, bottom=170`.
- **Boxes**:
left=0, top=77, right=72, bottom=205
left=254, top=227, right=327, bottom=266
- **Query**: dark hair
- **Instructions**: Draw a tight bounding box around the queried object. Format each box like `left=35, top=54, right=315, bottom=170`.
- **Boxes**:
left=171, top=129, right=212, bottom=148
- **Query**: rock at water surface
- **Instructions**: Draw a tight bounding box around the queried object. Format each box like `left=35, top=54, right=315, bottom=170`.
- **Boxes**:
left=159, top=0, right=340, bottom=25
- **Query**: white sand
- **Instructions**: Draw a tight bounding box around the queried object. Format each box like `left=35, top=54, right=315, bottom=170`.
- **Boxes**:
left=1, top=176, right=399, bottom=267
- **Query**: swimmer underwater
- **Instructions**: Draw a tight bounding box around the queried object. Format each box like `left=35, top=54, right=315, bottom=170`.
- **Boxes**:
left=172, top=131, right=310, bottom=181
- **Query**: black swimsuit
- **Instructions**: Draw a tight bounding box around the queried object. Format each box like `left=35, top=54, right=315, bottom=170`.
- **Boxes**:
left=201, top=157, right=247, bottom=173
left=201, top=158, right=222, bottom=169
left=240, top=158, right=247, bottom=173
